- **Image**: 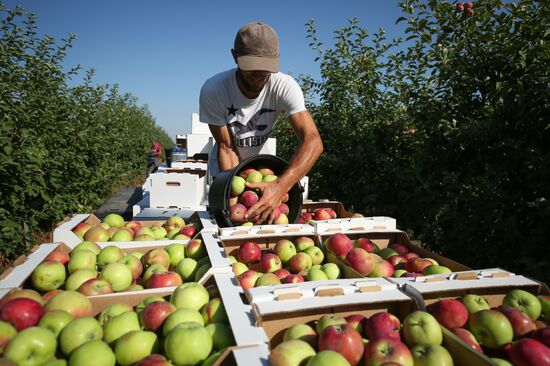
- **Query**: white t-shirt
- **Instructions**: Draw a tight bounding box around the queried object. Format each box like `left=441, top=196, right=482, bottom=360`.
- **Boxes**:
left=199, top=69, right=306, bottom=177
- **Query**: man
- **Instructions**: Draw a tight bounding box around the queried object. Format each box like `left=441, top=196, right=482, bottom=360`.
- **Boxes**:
left=147, top=140, right=162, bottom=177
left=200, top=22, right=323, bottom=224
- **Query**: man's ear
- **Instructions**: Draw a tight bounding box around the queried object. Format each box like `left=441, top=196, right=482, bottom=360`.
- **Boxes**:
left=231, top=49, right=239, bottom=64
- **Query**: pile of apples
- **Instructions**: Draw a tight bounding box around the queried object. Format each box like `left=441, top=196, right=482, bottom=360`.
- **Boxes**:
left=72, top=214, right=199, bottom=242
left=28, top=238, right=210, bottom=295
left=297, top=207, right=364, bottom=224
left=0, top=282, right=234, bottom=366
left=425, top=289, right=550, bottom=365
left=323, top=233, right=452, bottom=278
left=269, top=310, right=459, bottom=366
left=229, top=167, right=291, bottom=226
left=231, top=237, right=341, bottom=289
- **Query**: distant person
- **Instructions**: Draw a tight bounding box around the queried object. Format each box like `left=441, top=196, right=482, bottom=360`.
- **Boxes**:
left=147, top=140, right=162, bottom=177
left=199, top=22, right=323, bottom=223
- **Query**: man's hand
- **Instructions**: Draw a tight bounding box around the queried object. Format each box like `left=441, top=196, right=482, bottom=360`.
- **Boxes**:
left=244, top=181, right=288, bottom=224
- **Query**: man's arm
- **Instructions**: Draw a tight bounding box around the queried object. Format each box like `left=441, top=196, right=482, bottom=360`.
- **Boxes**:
left=246, top=110, right=323, bottom=223
left=209, top=124, right=240, bottom=172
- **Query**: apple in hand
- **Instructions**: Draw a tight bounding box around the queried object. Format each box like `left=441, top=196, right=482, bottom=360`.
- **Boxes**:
left=426, top=298, right=469, bottom=329
left=318, top=323, right=364, bottom=366
left=365, top=311, right=401, bottom=341
left=461, top=294, right=490, bottom=314
left=468, top=309, right=513, bottom=348
left=503, top=289, right=542, bottom=320
left=268, top=339, right=316, bottom=366
left=364, top=337, right=413, bottom=366
left=411, top=344, right=453, bottom=366
left=3, top=326, right=57, bottom=366
left=0, top=298, right=43, bottom=331
left=403, top=311, right=443, bottom=347
left=452, top=328, right=483, bottom=353
left=508, top=338, right=550, bottom=366
left=498, top=306, right=536, bottom=339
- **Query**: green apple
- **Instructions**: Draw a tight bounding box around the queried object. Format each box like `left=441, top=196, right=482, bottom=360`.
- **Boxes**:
left=502, top=289, right=542, bottom=320
left=142, top=263, right=168, bottom=283
left=246, top=170, right=263, bottom=183
left=378, top=247, right=399, bottom=259
left=268, top=339, right=316, bottom=366
left=59, top=317, right=103, bottom=355
left=68, top=249, right=97, bottom=273
left=201, top=351, right=223, bottom=366
left=305, top=246, right=325, bottom=265
left=491, top=358, right=514, bottom=366
left=232, top=262, right=249, bottom=277
left=316, top=314, right=347, bottom=335
left=65, top=269, right=98, bottom=291
left=306, top=350, right=350, bottom=366
left=539, top=295, right=550, bottom=321
left=72, top=241, right=101, bottom=255
left=166, top=243, right=186, bottom=267
left=231, top=176, right=246, bottom=195
left=103, top=213, right=125, bottom=228
left=111, top=229, right=134, bottom=242
left=423, top=265, right=452, bottom=275
left=403, top=311, right=443, bottom=346
left=114, top=330, right=159, bottom=366
left=274, top=239, right=297, bottom=264
left=100, top=262, right=133, bottom=292
left=0, top=320, right=17, bottom=352
left=98, top=303, right=133, bottom=326
left=42, top=360, right=68, bottom=366
left=393, top=269, right=408, bottom=277
left=68, top=340, right=115, bottom=366
left=4, top=326, right=57, bottom=366
left=44, top=290, right=93, bottom=318
left=283, top=323, right=317, bottom=348
left=205, top=322, right=236, bottom=350
left=186, top=239, right=207, bottom=260
left=31, top=260, right=67, bottom=291
left=461, top=294, right=490, bottom=314
left=411, top=344, right=453, bottom=366
left=321, top=263, right=341, bottom=279
left=175, top=258, right=197, bottom=280
left=164, top=322, right=212, bottom=365
left=194, top=263, right=211, bottom=282
left=38, top=310, right=73, bottom=337
left=166, top=228, right=182, bottom=240
left=307, top=268, right=329, bottom=281
left=129, top=251, right=144, bottom=259
left=162, top=308, right=204, bottom=336
left=170, top=282, right=210, bottom=310
left=164, top=216, right=186, bottom=232
left=150, top=226, right=168, bottom=239
left=468, top=309, right=513, bottom=348
left=202, top=298, right=228, bottom=325
left=103, top=311, right=141, bottom=345
left=97, top=246, right=125, bottom=269
left=228, top=255, right=237, bottom=263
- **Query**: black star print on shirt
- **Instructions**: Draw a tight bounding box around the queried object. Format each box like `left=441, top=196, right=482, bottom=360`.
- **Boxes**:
left=227, top=104, right=239, bottom=117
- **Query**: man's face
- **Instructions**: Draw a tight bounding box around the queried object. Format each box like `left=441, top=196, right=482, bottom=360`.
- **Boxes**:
left=237, top=69, right=271, bottom=95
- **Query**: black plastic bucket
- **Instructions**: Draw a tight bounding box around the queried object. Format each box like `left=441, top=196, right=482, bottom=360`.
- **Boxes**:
left=208, top=154, right=303, bottom=227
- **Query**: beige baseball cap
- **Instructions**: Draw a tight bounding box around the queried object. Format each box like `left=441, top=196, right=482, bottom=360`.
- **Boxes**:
left=234, top=22, right=279, bottom=73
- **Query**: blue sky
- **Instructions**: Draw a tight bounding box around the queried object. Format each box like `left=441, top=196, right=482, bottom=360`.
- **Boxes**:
left=4, top=1, right=407, bottom=140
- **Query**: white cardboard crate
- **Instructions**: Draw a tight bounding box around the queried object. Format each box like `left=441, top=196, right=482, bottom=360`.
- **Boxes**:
left=149, top=170, right=206, bottom=209
left=313, top=216, right=397, bottom=234
left=218, top=224, right=314, bottom=239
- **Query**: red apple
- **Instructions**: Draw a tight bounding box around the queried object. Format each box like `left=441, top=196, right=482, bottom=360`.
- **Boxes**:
left=72, top=222, right=92, bottom=238
left=230, top=203, right=247, bottom=223
left=508, top=338, right=550, bottom=366
left=238, top=270, right=260, bottom=290
left=403, top=252, right=420, bottom=261
left=452, top=328, right=483, bottom=353
left=135, top=354, right=171, bottom=366
left=388, top=243, right=409, bottom=256
left=77, top=278, right=114, bottom=296
left=45, top=247, right=70, bottom=265
left=532, top=328, right=550, bottom=348
left=140, top=301, right=177, bottom=332
left=278, top=203, right=289, bottom=215
left=354, top=238, right=378, bottom=253
left=180, top=225, right=197, bottom=238
left=345, top=248, right=374, bottom=276
left=239, top=190, right=259, bottom=209
left=125, top=220, right=143, bottom=234
left=387, top=255, right=406, bottom=268
left=273, top=268, right=291, bottom=280
left=326, top=208, right=337, bottom=219
left=368, top=260, right=395, bottom=277
left=345, top=314, right=367, bottom=335
left=498, top=306, right=537, bottom=339
left=365, top=311, right=401, bottom=341
left=260, top=253, right=282, bottom=273
left=288, top=252, right=312, bottom=274
left=314, top=209, right=331, bottom=221
left=325, top=233, right=353, bottom=259
left=0, top=289, right=44, bottom=308
left=146, top=271, right=183, bottom=288
left=427, top=299, right=469, bottom=329
left=404, top=257, right=432, bottom=273
left=318, top=324, right=364, bottom=366
left=364, top=337, right=413, bottom=366
left=297, top=212, right=313, bottom=224
left=0, top=298, right=43, bottom=331
left=282, top=274, right=305, bottom=284
left=237, top=242, right=261, bottom=264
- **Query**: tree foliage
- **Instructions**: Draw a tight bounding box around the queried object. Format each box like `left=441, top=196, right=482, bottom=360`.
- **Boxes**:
left=0, top=4, right=171, bottom=268
left=274, top=0, right=550, bottom=280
